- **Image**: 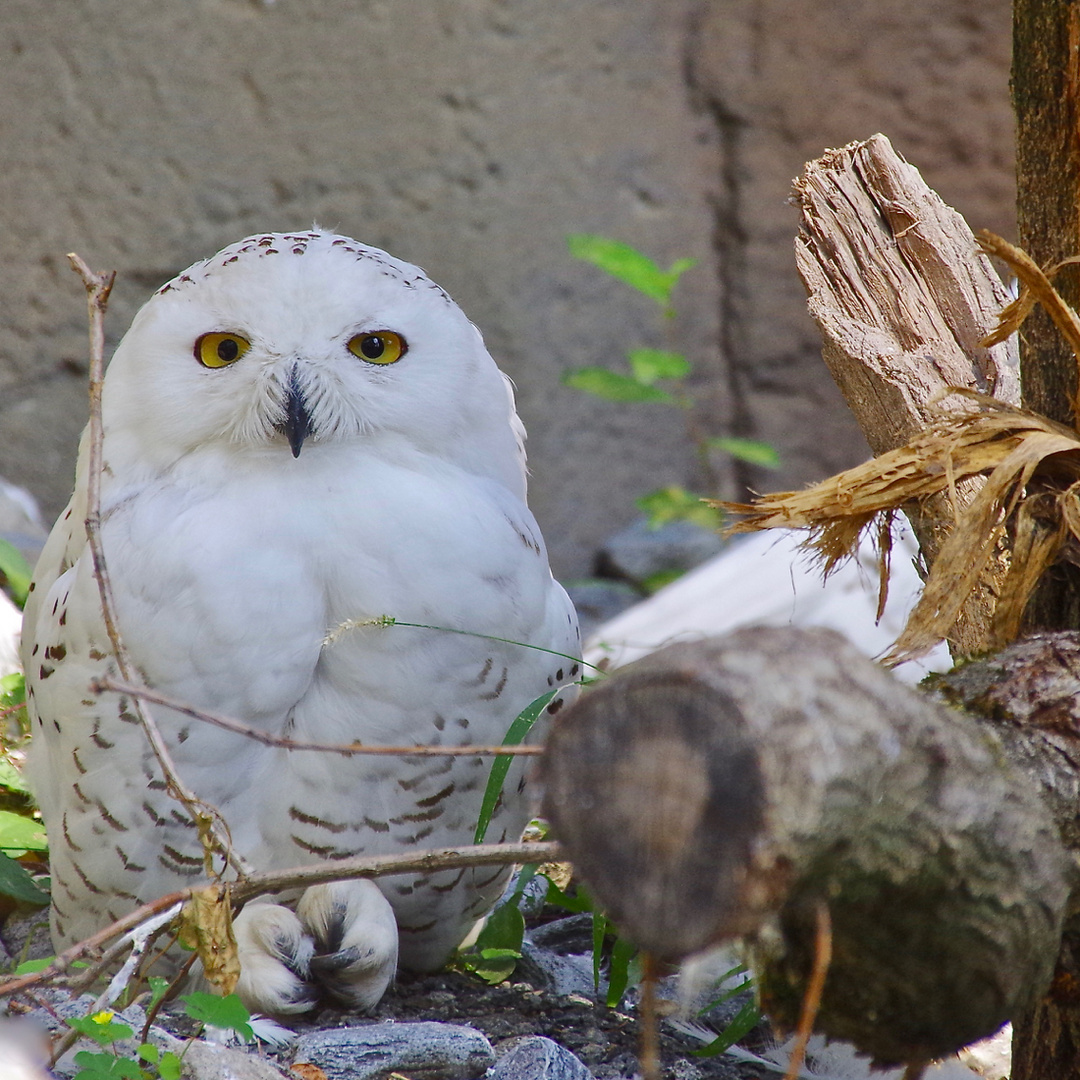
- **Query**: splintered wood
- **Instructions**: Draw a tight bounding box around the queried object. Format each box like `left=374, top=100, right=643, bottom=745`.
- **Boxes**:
left=725, top=134, right=1080, bottom=662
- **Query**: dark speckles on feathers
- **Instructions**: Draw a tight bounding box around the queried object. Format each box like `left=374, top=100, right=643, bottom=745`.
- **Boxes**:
left=289, top=805, right=350, bottom=834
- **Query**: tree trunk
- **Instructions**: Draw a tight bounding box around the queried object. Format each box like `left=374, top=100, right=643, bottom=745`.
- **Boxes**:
left=1015, top=0, right=1080, bottom=632
left=1009, top=1, right=1080, bottom=1070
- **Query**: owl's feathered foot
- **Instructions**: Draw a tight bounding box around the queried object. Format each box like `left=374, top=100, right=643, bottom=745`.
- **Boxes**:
left=234, top=880, right=398, bottom=1016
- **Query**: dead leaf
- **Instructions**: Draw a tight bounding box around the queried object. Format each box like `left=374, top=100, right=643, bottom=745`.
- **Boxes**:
left=719, top=397, right=1080, bottom=664
left=177, top=882, right=240, bottom=994
left=290, top=1066, right=329, bottom=1080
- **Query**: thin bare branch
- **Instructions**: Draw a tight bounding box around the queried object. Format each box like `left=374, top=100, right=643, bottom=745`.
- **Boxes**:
left=0, top=840, right=561, bottom=999
left=782, top=902, right=832, bottom=1080
left=66, top=253, right=249, bottom=879
left=229, top=840, right=561, bottom=905
left=94, top=676, right=544, bottom=757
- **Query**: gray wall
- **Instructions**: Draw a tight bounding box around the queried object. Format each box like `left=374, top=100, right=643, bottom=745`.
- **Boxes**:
left=0, top=0, right=1013, bottom=579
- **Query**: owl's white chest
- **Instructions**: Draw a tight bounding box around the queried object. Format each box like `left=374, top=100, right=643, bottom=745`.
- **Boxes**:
left=93, top=440, right=567, bottom=814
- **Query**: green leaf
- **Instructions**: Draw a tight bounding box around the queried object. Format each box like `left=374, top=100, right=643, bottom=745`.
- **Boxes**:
left=72, top=1050, right=145, bottom=1080
left=0, top=850, right=49, bottom=904
left=606, top=934, right=638, bottom=1009
left=568, top=235, right=696, bottom=307
left=0, top=810, right=48, bottom=852
left=562, top=368, right=673, bottom=404
left=699, top=965, right=751, bottom=1013
left=462, top=900, right=525, bottom=984
left=68, top=1013, right=134, bottom=1047
left=15, top=956, right=53, bottom=975
left=640, top=568, right=685, bottom=595
left=0, top=671, right=25, bottom=706
left=180, top=992, right=253, bottom=1041
left=146, top=975, right=172, bottom=1012
left=592, top=911, right=608, bottom=992
left=693, top=997, right=762, bottom=1057
left=541, top=878, right=594, bottom=914
left=628, top=349, right=690, bottom=385
left=0, top=539, right=31, bottom=608
left=473, top=691, right=554, bottom=844
left=137, top=1043, right=159, bottom=1065
left=158, top=1051, right=183, bottom=1080
left=708, top=437, right=781, bottom=469
left=0, top=755, right=30, bottom=796
left=635, top=487, right=723, bottom=532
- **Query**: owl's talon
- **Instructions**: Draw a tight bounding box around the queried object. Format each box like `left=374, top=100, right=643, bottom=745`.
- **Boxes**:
left=234, top=902, right=318, bottom=1016
left=297, top=880, right=399, bottom=1012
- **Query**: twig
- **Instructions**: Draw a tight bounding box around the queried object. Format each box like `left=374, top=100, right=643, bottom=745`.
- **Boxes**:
left=0, top=840, right=562, bottom=999
left=67, top=253, right=249, bottom=879
left=93, top=676, right=544, bottom=757
left=639, top=951, right=661, bottom=1080
left=46, top=903, right=184, bottom=1067
left=782, top=901, right=832, bottom=1080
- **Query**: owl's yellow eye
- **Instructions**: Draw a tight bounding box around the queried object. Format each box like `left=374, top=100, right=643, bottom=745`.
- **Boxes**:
left=348, top=331, right=407, bottom=365
left=195, top=332, right=251, bottom=369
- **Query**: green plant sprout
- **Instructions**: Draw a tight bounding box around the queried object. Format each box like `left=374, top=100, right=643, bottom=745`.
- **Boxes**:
left=0, top=538, right=31, bottom=609
left=68, top=993, right=255, bottom=1080
left=691, top=963, right=762, bottom=1058
left=563, top=234, right=779, bottom=535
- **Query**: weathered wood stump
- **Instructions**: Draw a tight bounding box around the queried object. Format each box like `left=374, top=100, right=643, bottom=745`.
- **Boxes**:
left=541, top=626, right=1072, bottom=1065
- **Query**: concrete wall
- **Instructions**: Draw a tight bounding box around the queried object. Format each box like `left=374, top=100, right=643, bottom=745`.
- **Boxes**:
left=0, top=0, right=1013, bottom=579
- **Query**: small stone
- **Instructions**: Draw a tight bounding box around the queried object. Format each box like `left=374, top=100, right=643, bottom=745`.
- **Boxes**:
left=518, top=940, right=597, bottom=1000
left=596, top=518, right=725, bottom=586
left=150, top=1030, right=291, bottom=1080
left=564, top=580, right=641, bottom=639
left=489, top=1035, right=594, bottom=1079
left=292, top=1021, right=495, bottom=1080
left=526, top=914, right=594, bottom=954
left=0, top=908, right=52, bottom=965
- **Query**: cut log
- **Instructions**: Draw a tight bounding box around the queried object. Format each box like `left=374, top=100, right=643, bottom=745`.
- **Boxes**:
left=541, top=625, right=1071, bottom=1066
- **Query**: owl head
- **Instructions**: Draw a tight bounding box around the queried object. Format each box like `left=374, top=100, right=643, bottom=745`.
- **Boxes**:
left=98, top=231, right=527, bottom=496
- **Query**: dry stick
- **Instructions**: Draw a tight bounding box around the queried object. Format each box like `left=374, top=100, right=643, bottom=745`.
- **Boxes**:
left=67, top=252, right=249, bottom=879
left=48, top=903, right=184, bottom=1067
left=0, top=840, right=562, bottom=999
left=782, top=902, right=832, bottom=1080
left=638, top=952, right=661, bottom=1080
left=94, top=676, right=544, bottom=757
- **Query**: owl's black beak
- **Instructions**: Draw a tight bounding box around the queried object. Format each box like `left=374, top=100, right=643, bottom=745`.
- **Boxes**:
left=277, top=367, right=313, bottom=458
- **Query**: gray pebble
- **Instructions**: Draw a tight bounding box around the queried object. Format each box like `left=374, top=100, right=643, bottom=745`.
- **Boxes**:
left=518, top=939, right=597, bottom=1000
left=150, top=1030, right=291, bottom=1080
left=489, top=1035, right=594, bottom=1079
left=1, top=908, right=54, bottom=965
left=564, top=579, right=641, bottom=639
left=292, top=1020, right=494, bottom=1080
left=596, top=518, right=725, bottom=585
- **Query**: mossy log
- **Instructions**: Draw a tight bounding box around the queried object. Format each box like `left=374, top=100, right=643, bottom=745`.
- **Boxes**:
left=541, top=626, right=1072, bottom=1066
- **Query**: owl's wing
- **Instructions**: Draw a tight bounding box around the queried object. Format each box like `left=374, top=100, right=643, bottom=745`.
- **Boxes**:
left=20, top=429, right=91, bottom=667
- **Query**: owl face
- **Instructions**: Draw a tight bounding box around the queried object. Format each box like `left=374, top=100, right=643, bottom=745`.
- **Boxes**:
left=100, top=231, right=525, bottom=491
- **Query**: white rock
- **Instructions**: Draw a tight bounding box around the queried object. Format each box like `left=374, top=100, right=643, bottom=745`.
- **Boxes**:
left=586, top=519, right=951, bottom=683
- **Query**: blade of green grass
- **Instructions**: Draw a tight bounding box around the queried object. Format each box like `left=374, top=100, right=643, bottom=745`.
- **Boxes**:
left=474, top=691, right=555, bottom=844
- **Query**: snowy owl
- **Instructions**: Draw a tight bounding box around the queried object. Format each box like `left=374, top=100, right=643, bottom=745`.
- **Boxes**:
left=22, top=230, right=580, bottom=1014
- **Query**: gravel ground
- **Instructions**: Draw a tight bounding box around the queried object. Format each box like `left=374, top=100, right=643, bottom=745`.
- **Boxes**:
left=277, top=965, right=770, bottom=1080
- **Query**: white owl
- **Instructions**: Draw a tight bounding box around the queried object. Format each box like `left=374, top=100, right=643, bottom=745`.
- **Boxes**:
left=21, top=230, right=580, bottom=1014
